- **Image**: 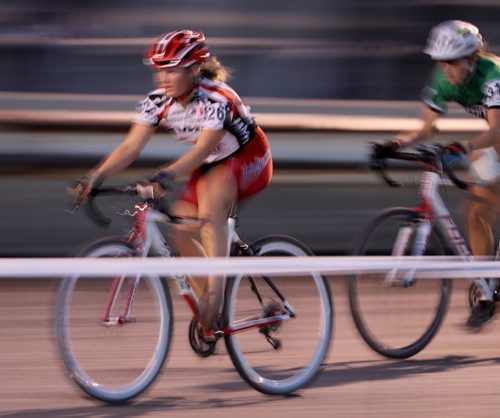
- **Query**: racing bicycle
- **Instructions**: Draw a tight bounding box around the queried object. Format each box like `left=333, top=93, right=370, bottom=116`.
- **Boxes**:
left=56, top=184, right=333, bottom=403
left=348, top=143, right=499, bottom=359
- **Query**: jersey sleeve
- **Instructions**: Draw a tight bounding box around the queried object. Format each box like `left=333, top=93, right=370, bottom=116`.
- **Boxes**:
left=421, top=68, right=449, bottom=114
left=483, top=79, right=500, bottom=108
left=133, top=91, right=169, bottom=127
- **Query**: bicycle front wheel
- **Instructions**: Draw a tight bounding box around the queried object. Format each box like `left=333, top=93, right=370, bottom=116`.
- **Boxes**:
left=348, top=208, right=451, bottom=359
left=224, top=235, right=333, bottom=395
left=55, top=239, right=173, bottom=403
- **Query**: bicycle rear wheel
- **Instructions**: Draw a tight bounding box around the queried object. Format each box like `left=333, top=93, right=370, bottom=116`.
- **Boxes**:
left=224, top=235, right=333, bottom=395
left=55, top=239, right=173, bottom=403
left=348, top=208, right=451, bottom=359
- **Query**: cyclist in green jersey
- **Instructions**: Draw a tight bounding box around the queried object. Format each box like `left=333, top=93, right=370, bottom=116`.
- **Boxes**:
left=381, top=20, right=500, bottom=328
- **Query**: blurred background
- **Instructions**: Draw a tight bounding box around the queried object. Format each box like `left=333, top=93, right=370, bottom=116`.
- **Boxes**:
left=1, top=0, right=499, bottom=256
left=2, top=0, right=500, bottom=98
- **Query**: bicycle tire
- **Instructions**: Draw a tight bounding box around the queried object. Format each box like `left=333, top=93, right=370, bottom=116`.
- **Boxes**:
left=55, top=239, right=173, bottom=403
left=224, top=235, right=333, bottom=395
left=348, top=208, right=451, bottom=359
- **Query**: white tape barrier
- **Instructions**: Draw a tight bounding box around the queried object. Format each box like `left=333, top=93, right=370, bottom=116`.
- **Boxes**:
left=0, top=256, right=499, bottom=279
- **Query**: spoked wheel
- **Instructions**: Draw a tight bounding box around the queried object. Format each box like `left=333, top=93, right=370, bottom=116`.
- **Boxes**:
left=348, top=208, right=451, bottom=359
left=224, top=235, right=333, bottom=395
left=55, top=239, right=173, bottom=403
left=188, top=317, right=218, bottom=357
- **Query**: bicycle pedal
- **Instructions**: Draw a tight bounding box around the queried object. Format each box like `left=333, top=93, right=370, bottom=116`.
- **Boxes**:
left=188, top=318, right=219, bottom=358
left=201, top=329, right=222, bottom=341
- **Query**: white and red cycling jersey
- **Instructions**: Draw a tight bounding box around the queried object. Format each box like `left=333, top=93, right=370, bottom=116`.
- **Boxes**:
left=133, top=76, right=256, bottom=164
left=133, top=76, right=272, bottom=206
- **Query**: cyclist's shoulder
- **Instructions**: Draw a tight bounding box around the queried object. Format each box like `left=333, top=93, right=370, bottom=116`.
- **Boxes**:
left=196, top=77, right=243, bottom=106
left=476, top=55, right=500, bottom=107
left=139, top=88, right=171, bottom=105
left=430, top=67, right=456, bottom=93
left=134, top=88, right=172, bottom=126
left=477, top=54, right=500, bottom=80
left=422, top=67, right=452, bottom=112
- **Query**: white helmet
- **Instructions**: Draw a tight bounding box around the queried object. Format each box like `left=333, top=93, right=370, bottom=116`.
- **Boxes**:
left=423, top=20, right=484, bottom=61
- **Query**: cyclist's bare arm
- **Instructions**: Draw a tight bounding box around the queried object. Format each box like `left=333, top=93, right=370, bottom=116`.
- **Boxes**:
left=466, top=107, right=500, bottom=152
left=70, top=123, right=156, bottom=204
left=394, top=106, right=500, bottom=152
left=92, top=123, right=156, bottom=179
left=394, top=106, right=439, bottom=146
left=157, top=129, right=225, bottom=178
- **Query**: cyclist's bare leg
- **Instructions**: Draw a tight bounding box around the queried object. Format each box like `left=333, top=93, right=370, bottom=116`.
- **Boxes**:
left=467, top=182, right=500, bottom=256
left=465, top=181, right=500, bottom=327
left=195, top=165, right=238, bottom=330
left=170, top=166, right=238, bottom=330
left=170, top=200, right=208, bottom=297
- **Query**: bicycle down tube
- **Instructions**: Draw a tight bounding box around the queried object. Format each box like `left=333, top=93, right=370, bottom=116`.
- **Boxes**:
left=410, top=170, right=494, bottom=300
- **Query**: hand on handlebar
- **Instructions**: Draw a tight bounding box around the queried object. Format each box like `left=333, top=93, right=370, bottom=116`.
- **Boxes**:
left=68, top=174, right=104, bottom=207
left=372, top=139, right=403, bottom=159
left=442, top=141, right=468, bottom=168
left=145, top=169, right=176, bottom=199
left=445, top=141, right=468, bottom=155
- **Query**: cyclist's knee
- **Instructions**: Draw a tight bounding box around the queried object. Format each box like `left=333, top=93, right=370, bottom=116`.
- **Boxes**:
left=171, top=199, right=198, bottom=218
left=198, top=217, right=223, bottom=242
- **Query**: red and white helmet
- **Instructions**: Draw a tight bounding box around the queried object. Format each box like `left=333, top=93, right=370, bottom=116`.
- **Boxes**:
left=144, top=30, right=210, bottom=68
left=423, top=20, right=483, bottom=61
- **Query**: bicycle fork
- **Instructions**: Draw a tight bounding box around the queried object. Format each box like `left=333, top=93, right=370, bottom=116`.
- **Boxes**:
left=102, top=204, right=150, bottom=326
left=385, top=219, right=431, bottom=287
left=103, top=274, right=141, bottom=325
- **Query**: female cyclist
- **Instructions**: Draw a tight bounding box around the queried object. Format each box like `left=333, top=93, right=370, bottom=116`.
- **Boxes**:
left=382, top=20, right=500, bottom=327
left=71, top=29, right=273, bottom=332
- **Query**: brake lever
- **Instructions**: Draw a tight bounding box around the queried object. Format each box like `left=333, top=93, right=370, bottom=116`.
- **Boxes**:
left=441, top=156, right=470, bottom=190
left=65, top=202, right=79, bottom=215
left=434, top=143, right=470, bottom=191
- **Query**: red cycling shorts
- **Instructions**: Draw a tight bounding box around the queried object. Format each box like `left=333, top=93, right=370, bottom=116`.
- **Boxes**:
left=179, top=127, right=273, bottom=207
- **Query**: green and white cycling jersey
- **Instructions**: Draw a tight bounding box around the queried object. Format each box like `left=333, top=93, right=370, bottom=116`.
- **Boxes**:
left=422, top=54, right=500, bottom=183
left=422, top=54, right=500, bottom=117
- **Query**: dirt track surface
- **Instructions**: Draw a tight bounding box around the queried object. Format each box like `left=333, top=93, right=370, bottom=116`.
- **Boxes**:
left=2, top=278, right=500, bottom=418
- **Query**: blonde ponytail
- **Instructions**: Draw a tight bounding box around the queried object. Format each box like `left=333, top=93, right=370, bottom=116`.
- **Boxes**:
left=199, top=56, right=231, bottom=83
